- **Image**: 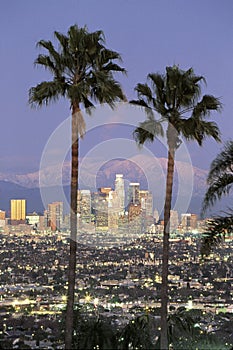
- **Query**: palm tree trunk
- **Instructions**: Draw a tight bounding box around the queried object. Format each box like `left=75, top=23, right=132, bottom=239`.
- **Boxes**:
left=65, top=104, right=80, bottom=349
left=160, top=144, right=175, bottom=350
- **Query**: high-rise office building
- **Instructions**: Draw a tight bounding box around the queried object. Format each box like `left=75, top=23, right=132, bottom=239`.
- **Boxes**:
left=108, top=190, right=119, bottom=229
left=181, top=213, right=197, bottom=230
left=77, top=190, right=92, bottom=224
left=181, top=213, right=191, bottom=229
left=139, top=190, right=153, bottom=231
left=190, top=214, right=198, bottom=229
left=128, top=202, right=142, bottom=233
left=92, top=191, right=109, bottom=229
left=153, top=209, right=159, bottom=223
left=139, top=190, right=153, bottom=216
left=48, top=202, right=63, bottom=231
left=11, top=199, right=26, bottom=221
left=128, top=183, right=140, bottom=206
left=170, top=210, right=179, bottom=231
left=115, top=174, right=125, bottom=210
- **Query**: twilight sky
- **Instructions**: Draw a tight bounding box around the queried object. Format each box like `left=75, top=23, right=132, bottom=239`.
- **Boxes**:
left=1, top=0, right=233, bottom=174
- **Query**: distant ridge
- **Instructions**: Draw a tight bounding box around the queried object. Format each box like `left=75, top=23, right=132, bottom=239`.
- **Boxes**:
left=0, top=157, right=230, bottom=216
left=0, top=155, right=208, bottom=192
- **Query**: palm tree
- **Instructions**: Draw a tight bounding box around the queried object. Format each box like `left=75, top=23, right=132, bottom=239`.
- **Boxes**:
left=200, top=211, right=233, bottom=256
left=77, top=317, right=118, bottom=350
left=166, top=307, right=230, bottom=350
left=131, top=65, right=222, bottom=349
left=201, top=140, right=233, bottom=255
left=29, top=24, right=125, bottom=349
left=202, top=140, right=233, bottom=213
left=118, top=314, right=154, bottom=349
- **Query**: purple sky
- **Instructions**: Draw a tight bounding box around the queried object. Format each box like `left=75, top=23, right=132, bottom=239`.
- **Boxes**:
left=1, top=0, right=233, bottom=174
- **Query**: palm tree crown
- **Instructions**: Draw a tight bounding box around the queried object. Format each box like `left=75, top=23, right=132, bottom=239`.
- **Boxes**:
left=29, top=24, right=126, bottom=113
left=132, top=65, right=221, bottom=147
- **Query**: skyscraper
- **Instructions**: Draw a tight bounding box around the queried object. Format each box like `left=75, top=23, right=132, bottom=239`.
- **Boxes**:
left=92, top=191, right=109, bottom=229
left=48, top=202, right=63, bottom=231
left=181, top=213, right=197, bottom=230
left=139, top=190, right=153, bottom=216
left=139, top=190, right=154, bottom=231
left=170, top=210, right=179, bottom=231
left=128, top=183, right=140, bottom=206
left=11, top=199, right=26, bottom=221
left=77, top=190, right=92, bottom=224
left=108, top=190, right=119, bottom=229
left=115, top=174, right=125, bottom=210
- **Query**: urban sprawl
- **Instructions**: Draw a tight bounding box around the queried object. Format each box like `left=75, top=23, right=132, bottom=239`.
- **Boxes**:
left=0, top=174, right=232, bottom=349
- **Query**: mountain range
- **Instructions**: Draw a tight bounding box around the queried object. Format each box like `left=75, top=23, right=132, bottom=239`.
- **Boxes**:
left=0, top=155, right=228, bottom=217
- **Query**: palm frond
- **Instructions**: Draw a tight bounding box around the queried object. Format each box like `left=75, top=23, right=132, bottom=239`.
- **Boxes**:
left=178, top=118, right=221, bottom=146
left=99, top=48, right=123, bottom=64
left=130, top=99, right=155, bottom=120
left=54, top=31, right=69, bottom=51
left=201, top=140, right=233, bottom=215
left=201, top=212, right=233, bottom=256
left=202, top=173, right=233, bottom=213
left=36, top=39, right=62, bottom=66
left=135, top=83, right=153, bottom=102
left=192, top=95, right=222, bottom=119
left=207, top=140, right=233, bottom=182
left=29, top=80, right=67, bottom=107
left=130, top=99, right=149, bottom=108
left=165, top=65, right=202, bottom=108
left=34, top=54, right=61, bottom=77
left=102, top=62, right=126, bottom=73
left=133, top=118, right=164, bottom=146
left=148, top=73, right=166, bottom=104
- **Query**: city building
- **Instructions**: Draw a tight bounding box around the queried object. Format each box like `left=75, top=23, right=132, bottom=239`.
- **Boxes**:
left=77, top=190, right=92, bottom=224
left=170, top=210, right=179, bottom=231
left=26, top=212, right=40, bottom=228
left=0, top=210, right=5, bottom=220
left=190, top=214, right=198, bottom=229
left=128, top=203, right=142, bottom=233
left=114, top=174, right=125, bottom=210
left=47, top=202, right=63, bottom=231
left=139, top=190, right=153, bottom=231
left=10, top=199, right=26, bottom=224
left=128, top=183, right=140, bottom=206
left=108, top=190, right=120, bottom=230
left=0, top=210, right=6, bottom=228
left=153, top=209, right=159, bottom=223
left=92, top=191, right=109, bottom=230
left=180, top=213, right=197, bottom=231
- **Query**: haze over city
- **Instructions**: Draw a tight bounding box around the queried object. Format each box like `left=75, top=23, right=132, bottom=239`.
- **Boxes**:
left=0, top=1, right=232, bottom=350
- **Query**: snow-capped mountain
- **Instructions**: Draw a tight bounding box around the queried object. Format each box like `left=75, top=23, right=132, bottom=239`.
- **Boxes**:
left=0, top=155, right=211, bottom=214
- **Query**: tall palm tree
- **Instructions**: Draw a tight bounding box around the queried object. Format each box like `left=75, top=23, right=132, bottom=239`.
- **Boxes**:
left=29, top=24, right=126, bottom=349
left=201, top=140, right=233, bottom=255
left=131, top=65, right=222, bottom=349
